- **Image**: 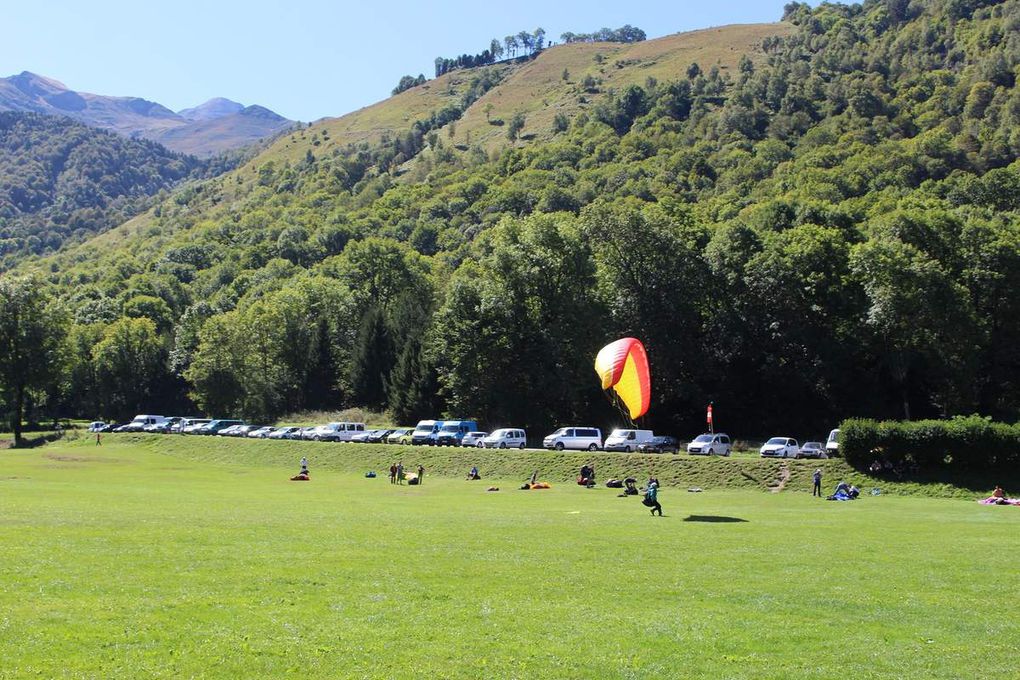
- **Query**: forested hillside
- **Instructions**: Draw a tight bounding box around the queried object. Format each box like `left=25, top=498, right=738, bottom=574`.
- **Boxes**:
left=8, top=0, right=1020, bottom=437
left=0, top=112, right=221, bottom=266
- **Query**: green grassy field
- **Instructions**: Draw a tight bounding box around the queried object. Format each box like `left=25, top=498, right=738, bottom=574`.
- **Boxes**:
left=1, top=436, right=1017, bottom=678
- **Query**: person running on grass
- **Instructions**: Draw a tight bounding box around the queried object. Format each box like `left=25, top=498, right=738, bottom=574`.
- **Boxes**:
left=644, top=480, right=662, bottom=516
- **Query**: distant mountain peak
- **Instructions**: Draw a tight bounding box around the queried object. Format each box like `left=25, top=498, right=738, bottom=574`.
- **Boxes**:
left=0, top=72, right=294, bottom=156
left=178, top=97, right=244, bottom=122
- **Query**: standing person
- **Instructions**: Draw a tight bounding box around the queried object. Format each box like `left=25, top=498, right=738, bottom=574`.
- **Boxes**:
left=812, top=468, right=822, bottom=497
left=644, top=480, right=662, bottom=516
left=389, top=463, right=397, bottom=484
left=95, top=432, right=101, bottom=446
left=396, top=461, right=405, bottom=485
left=417, top=464, right=425, bottom=485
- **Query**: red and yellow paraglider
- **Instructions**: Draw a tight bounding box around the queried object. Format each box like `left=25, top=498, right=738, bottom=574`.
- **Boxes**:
left=594, top=338, right=651, bottom=421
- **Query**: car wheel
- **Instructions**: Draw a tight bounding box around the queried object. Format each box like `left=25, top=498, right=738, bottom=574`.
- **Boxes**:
left=623, top=446, right=631, bottom=453
left=499, top=442, right=506, bottom=449
left=519, top=443, right=525, bottom=450
left=477, top=441, right=484, bottom=448
left=708, top=448, right=715, bottom=456
left=555, top=442, right=564, bottom=451
left=588, top=443, right=598, bottom=452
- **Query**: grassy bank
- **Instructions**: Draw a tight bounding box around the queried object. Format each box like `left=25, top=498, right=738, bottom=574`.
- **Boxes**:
left=78, top=432, right=1012, bottom=498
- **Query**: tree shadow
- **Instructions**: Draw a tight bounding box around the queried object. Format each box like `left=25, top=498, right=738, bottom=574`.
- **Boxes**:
left=682, top=515, right=748, bottom=523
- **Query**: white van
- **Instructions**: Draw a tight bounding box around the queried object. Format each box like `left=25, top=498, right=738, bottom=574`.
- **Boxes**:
left=603, top=429, right=654, bottom=452
left=321, top=422, right=366, bottom=442
left=543, top=427, right=603, bottom=451
left=826, top=428, right=840, bottom=455
left=122, top=415, right=168, bottom=432
left=482, top=428, right=527, bottom=449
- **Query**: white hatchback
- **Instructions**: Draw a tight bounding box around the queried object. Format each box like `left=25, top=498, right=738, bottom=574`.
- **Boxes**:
left=760, top=437, right=800, bottom=458
left=543, top=427, right=602, bottom=451
left=482, top=428, right=527, bottom=449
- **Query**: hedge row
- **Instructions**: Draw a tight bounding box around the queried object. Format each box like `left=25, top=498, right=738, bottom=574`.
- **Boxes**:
left=840, top=416, right=1020, bottom=471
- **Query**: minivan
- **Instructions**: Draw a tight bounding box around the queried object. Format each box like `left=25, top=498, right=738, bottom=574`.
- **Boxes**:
left=686, top=433, right=732, bottom=456
left=826, top=428, right=840, bottom=456
left=543, top=427, right=603, bottom=451
left=482, top=428, right=527, bottom=449
left=321, top=422, right=366, bottom=442
left=411, top=420, right=444, bottom=446
left=603, top=429, right=654, bottom=452
left=436, top=420, right=479, bottom=446
left=120, top=415, right=168, bottom=432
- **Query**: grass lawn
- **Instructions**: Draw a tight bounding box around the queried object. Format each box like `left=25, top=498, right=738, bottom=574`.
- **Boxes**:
left=1, top=437, right=1017, bottom=678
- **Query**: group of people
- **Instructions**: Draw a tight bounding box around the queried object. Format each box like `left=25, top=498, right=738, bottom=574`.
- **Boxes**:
left=389, top=462, right=425, bottom=485
left=828, top=480, right=860, bottom=501
left=867, top=457, right=919, bottom=479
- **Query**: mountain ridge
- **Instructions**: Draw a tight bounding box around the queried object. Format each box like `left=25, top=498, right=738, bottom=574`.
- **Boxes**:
left=0, top=72, right=295, bottom=157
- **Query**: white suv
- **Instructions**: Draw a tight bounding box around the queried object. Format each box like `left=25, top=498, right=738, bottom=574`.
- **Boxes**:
left=483, top=428, right=527, bottom=449
left=543, top=427, right=602, bottom=451
left=686, top=433, right=732, bottom=456
left=760, top=437, right=800, bottom=458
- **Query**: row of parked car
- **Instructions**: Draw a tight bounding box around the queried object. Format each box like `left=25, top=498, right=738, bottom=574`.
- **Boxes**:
left=89, top=415, right=840, bottom=457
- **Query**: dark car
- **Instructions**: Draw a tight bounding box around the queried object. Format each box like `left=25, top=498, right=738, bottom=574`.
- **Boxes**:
left=637, top=435, right=680, bottom=454
left=365, top=429, right=394, bottom=443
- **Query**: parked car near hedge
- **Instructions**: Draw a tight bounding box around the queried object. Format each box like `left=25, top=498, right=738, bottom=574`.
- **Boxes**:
left=799, top=441, right=827, bottom=459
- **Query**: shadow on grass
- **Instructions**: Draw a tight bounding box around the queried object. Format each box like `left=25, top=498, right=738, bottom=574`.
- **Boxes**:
left=682, top=515, right=748, bottom=523
left=4, top=432, right=66, bottom=450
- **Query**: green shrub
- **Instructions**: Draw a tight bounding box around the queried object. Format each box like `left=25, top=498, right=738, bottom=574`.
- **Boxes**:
left=840, top=416, right=1020, bottom=471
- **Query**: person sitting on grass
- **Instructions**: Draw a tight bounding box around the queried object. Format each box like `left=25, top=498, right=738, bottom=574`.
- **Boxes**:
left=466, top=466, right=481, bottom=481
left=848, top=484, right=860, bottom=499
left=290, top=456, right=310, bottom=481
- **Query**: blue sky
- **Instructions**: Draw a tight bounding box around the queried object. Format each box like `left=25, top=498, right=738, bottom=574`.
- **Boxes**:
left=2, top=0, right=784, bottom=122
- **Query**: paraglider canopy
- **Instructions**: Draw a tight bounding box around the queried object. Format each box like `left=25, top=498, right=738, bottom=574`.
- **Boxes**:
left=594, top=337, right=651, bottom=420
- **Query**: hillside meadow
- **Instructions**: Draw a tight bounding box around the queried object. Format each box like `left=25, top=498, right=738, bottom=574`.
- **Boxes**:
left=0, top=435, right=1016, bottom=678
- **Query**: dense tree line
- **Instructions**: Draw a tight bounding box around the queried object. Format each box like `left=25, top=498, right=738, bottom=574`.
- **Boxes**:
left=559, top=25, right=646, bottom=44
left=0, top=113, right=223, bottom=268
left=435, top=28, right=547, bottom=77
left=5, top=0, right=1020, bottom=446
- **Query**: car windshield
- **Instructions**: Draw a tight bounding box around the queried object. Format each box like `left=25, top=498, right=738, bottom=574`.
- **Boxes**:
left=550, top=428, right=567, bottom=436
left=694, top=435, right=713, bottom=443
left=440, top=424, right=459, bottom=432
left=651, top=437, right=666, bottom=443
left=766, top=438, right=787, bottom=445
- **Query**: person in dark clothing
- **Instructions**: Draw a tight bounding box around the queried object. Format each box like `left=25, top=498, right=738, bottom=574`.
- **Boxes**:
left=396, top=462, right=405, bottom=485
left=643, top=481, right=662, bottom=516
left=812, top=469, right=822, bottom=497
left=417, top=464, right=425, bottom=485
left=389, top=463, right=397, bottom=484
